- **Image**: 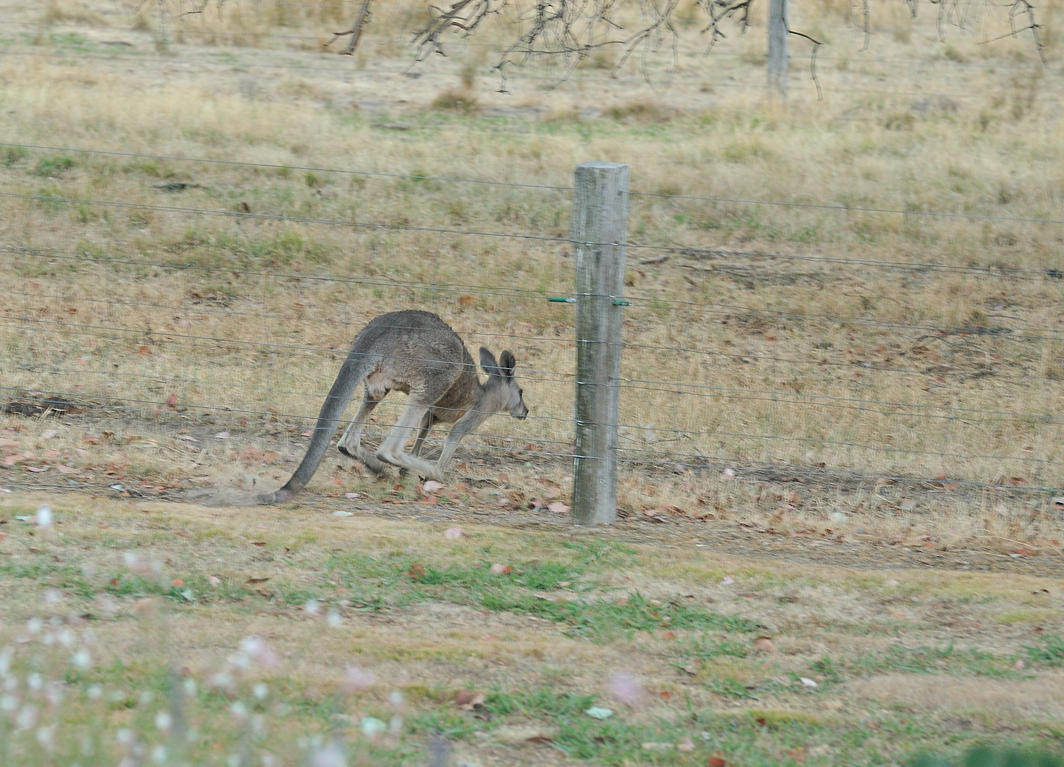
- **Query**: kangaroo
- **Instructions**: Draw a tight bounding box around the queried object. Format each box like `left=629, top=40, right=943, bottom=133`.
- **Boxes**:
left=259, top=310, right=528, bottom=504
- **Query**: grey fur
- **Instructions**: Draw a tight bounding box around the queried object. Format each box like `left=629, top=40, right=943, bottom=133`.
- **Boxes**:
left=259, top=310, right=527, bottom=504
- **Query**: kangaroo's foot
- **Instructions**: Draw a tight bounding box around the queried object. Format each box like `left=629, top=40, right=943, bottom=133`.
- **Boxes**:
left=355, top=445, right=388, bottom=475
left=337, top=438, right=388, bottom=475
left=375, top=449, right=444, bottom=483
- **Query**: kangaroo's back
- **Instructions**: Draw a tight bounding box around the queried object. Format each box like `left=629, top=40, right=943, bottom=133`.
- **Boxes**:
left=358, top=310, right=476, bottom=400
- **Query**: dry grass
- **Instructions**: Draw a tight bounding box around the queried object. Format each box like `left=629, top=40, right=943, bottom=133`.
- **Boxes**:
left=1, top=0, right=1062, bottom=549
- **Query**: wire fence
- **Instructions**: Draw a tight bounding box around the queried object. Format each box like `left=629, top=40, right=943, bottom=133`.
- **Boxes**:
left=2, top=0, right=1063, bottom=514
left=2, top=133, right=1062, bottom=506
left=0, top=42, right=1051, bottom=110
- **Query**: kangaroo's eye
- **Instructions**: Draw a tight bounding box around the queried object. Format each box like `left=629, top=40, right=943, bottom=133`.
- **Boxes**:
left=518, top=389, right=524, bottom=397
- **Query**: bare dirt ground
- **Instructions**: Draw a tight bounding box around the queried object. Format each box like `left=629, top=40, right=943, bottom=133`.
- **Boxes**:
left=6, top=402, right=1062, bottom=580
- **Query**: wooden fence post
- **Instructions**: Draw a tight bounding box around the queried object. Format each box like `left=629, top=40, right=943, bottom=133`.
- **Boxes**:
left=569, top=162, right=629, bottom=526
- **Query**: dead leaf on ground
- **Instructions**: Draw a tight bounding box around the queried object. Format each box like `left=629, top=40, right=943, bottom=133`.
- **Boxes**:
left=454, top=690, right=485, bottom=710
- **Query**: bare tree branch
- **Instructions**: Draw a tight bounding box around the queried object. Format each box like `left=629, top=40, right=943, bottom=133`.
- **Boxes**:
left=698, top=0, right=754, bottom=47
left=325, top=0, right=374, bottom=56
left=411, top=0, right=496, bottom=60
left=789, top=28, right=823, bottom=101
left=1005, top=0, right=1046, bottom=64
left=328, top=1, right=1049, bottom=97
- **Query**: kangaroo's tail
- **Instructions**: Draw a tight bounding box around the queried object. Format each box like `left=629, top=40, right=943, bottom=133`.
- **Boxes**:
left=258, top=351, right=372, bottom=504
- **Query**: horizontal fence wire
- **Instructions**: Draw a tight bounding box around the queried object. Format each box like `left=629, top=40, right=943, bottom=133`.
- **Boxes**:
left=5, top=244, right=1061, bottom=369
left=3, top=378, right=1057, bottom=497
left=4, top=141, right=1063, bottom=229
left=613, top=450, right=1062, bottom=495
left=0, top=380, right=569, bottom=441
left=5, top=284, right=1048, bottom=388
left=0, top=34, right=1052, bottom=103
left=5, top=314, right=1057, bottom=428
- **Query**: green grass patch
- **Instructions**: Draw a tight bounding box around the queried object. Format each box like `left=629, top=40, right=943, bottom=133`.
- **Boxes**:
left=33, top=155, right=76, bottom=177
left=1024, top=635, right=1064, bottom=667
left=322, top=544, right=756, bottom=641
left=849, top=644, right=1021, bottom=678
left=913, top=745, right=1064, bottom=767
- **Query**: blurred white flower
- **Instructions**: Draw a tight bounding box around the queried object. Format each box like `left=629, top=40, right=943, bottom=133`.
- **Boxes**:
left=607, top=673, right=645, bottom=707
left=361, top=716, right=387, bottom=738
left=16, top=703, right=38, bottom=731
left=35, top=506, right=53, bottom=528
left=36, top=724, right=55, bottom=748
left=72, top=648, right=92, bottom=670
left=209, top=672, right=236, bottom=692
left=238, top=635, right=279, bottom=668
left=307, top=740, right=346, bottom=767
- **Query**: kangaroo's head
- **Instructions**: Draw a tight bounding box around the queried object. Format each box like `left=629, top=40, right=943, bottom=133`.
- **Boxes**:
left=479, top=347, right=529, bottom=420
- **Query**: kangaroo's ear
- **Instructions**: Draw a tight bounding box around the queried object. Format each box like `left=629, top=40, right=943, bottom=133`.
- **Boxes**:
left=499, top=351, right=516, bottom=378
left=479, top=347, right=499, bottom=376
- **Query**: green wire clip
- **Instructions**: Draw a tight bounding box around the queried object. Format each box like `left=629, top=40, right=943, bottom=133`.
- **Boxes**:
left=548, top=297, right=630, bottom=306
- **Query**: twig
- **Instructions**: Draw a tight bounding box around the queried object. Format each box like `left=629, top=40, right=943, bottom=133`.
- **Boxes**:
left=789, top=29, right=823, bottom=101
left=326, top=0, right=374, bottom=56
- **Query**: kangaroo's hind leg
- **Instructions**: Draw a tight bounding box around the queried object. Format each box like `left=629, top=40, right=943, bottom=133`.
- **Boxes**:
left=336, top=388, right=388, bottom=475
left=397, top=411, right=436, bottom=477
left=375, top=402, right=443, bottom=481
left=410, top=411, right=436, bottom=457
